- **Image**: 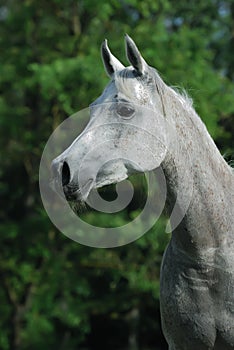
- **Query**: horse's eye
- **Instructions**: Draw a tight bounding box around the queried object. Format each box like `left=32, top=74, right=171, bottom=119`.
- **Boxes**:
left=116, top=104, right=135, bottom=119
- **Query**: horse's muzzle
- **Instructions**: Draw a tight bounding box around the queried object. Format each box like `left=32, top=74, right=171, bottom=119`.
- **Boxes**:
left=51, top=158, right=93, bottom=201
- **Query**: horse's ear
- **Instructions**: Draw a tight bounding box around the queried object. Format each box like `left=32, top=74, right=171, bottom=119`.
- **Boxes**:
left=101, top=39, right=125, bottom=77
left=125, top=34, right=148, bottom=75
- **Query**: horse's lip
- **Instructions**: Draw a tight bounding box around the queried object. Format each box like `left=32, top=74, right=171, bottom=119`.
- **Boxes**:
left=63, top=179, right=94, bottom=201
left=63, top=187, right=78, bottom=201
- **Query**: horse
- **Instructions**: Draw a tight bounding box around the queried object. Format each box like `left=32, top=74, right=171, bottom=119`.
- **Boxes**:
left=51, top=35, right=234, bottom=349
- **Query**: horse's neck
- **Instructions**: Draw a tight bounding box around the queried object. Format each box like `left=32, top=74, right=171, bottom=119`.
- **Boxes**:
left=161, top=88, right=234, bottom=262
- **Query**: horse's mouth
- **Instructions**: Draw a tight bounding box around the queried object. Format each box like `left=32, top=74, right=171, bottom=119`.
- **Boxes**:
left=62, top=163, right=129, bottom=203
left=63, top=175, right=129, bottom=203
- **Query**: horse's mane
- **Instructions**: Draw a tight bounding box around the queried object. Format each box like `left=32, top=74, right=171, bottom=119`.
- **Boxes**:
left=115, top=67, right=193, bottom=109
left=170, top=86, right=194, bottom=109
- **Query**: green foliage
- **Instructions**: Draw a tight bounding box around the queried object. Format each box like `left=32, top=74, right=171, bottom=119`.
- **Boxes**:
left=0, top=0, right=233, bottom=349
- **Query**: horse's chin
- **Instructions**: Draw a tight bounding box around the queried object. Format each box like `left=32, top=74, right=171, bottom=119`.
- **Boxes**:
left=68, top=197, right=88, bottom=215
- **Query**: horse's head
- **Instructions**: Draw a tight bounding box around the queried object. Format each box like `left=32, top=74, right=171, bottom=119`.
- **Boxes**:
left=51, top=35, right=167, bottom=201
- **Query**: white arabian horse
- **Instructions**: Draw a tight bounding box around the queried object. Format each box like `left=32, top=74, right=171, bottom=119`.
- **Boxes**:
left=52, top=35, right=234, bottom=349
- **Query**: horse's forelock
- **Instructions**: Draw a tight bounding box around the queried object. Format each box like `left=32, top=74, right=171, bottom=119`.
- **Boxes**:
left=114, top=67, right=157, bottom=101
left=114, top=68, right=140, bottom=100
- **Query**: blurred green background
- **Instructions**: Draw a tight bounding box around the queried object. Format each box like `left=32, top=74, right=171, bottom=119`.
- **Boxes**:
left=0, top=1, right=233, bottom=349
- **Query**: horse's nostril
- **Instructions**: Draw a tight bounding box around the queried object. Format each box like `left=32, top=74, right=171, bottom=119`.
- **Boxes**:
left=62, top=161, right=70, bottom=187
